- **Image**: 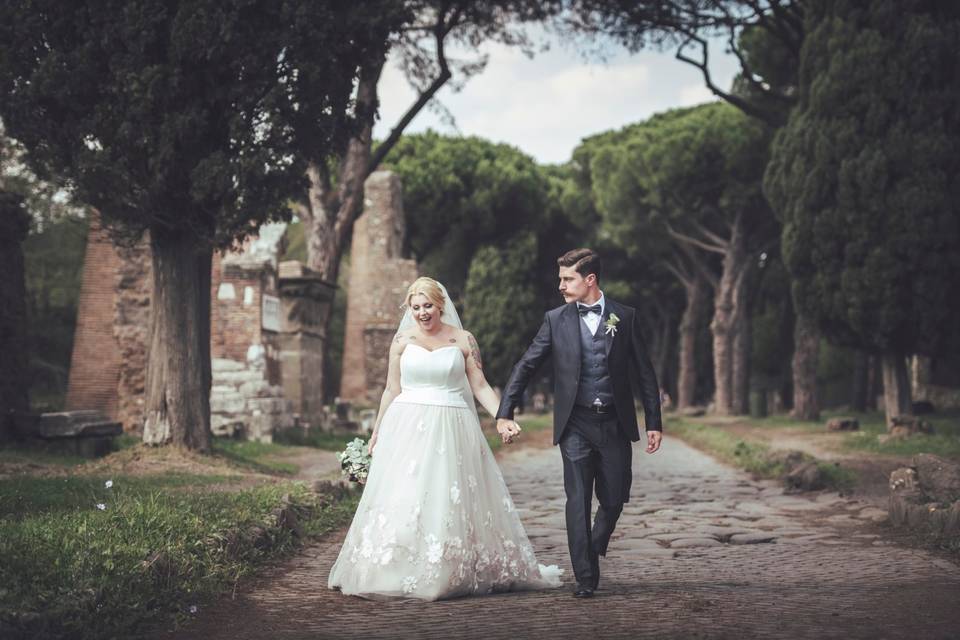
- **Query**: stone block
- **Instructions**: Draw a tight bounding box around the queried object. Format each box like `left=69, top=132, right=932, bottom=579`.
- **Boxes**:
left=211, top=415, right=243, bottom=437
left=213, top=370, right=265, bottom=385
left=239, top=380, right=274, bottom=398
left=826, top=417, right=860, bottom=431
left=889, top=467, right=921, bottom=497
left=784, top=462, right=825, bottom=492
left=886, top=415, right=934, bottom=437
left=913, top=454, right=960, bottom=503
left=32, top=411, right=122, bottom=439
left=729, top=532, right=777, bottom=545
left=211, top=394, right=247, bottom=414
left=213, top=358, right=245, bottom=373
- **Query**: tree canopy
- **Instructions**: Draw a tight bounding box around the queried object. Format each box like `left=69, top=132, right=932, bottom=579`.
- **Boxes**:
left=764, top=0, right=960, bottom=358
left=0, top=0, right=408, bottom=247
left=383, top=131, right=548, bottom=300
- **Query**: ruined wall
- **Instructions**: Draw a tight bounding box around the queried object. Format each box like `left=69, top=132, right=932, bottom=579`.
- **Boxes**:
left=339, top=171, right=419, bottom=405
left=65, top=213, right=123, bottom=420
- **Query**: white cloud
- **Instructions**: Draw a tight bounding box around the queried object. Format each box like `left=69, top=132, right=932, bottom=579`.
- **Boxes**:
left=677, top=83, right=716, bottom=107
left=374, top=34, right=739, bottom=164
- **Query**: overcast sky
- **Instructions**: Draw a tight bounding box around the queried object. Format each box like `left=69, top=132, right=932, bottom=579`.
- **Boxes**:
left=373, top=31, right=741, bottom=165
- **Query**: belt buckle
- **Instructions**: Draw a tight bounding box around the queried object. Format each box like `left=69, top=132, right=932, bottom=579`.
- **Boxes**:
left=593, top=403, right=604, bottom=414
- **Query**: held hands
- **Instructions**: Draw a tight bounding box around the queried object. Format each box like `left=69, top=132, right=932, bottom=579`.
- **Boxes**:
left=645, top=430, right=662, bottom=454
left=495, top=419, right=522, bottom=444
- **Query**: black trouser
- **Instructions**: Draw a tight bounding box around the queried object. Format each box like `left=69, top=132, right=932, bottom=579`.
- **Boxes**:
left=559, top=405, right=632, bottom=588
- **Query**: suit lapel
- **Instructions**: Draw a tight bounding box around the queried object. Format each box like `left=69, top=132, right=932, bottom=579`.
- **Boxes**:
left=561, top=303, right=582, bottom=367
left=603, top=299, right=620, bottom=356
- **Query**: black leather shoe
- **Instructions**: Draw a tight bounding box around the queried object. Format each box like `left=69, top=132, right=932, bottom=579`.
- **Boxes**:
left=573, top=584, right=594, bottom=598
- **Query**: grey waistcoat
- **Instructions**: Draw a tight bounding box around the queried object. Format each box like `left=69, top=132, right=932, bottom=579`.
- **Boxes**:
left=575, top=316, right=614, bottom=408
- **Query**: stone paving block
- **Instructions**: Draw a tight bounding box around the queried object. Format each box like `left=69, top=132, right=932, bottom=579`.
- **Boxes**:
left=671, top=538, right=724, bottom=548
left=856, top=507, right=889, bottom=522
left=728, top=532, right=777, bottom=545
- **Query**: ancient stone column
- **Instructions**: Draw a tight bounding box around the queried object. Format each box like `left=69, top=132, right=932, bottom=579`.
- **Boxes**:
left=340, top=171, right=418, bottom=405
left=277, top=260, right=336, bottom=428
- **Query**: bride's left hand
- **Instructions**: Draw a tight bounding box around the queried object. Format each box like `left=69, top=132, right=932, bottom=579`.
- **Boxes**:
left=496, top=419, right=520, bottom=444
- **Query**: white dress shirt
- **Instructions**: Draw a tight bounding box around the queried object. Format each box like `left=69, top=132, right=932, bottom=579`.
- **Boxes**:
left=577, top=291, right=605, bottom=335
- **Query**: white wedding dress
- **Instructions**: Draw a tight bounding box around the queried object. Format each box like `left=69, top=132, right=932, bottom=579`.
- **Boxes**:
left=328, top=343, right=563, bottom=600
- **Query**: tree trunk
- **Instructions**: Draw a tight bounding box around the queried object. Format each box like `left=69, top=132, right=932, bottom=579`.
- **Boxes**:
left=142, top=230, right=213, bottom=451
left=731, top=295, right=752, bottom=415
left=677, top=275, right=707, bottom=409
left=881, top=352, right=912, bottom=422
left=851, top=349, right=869, bottom=412
left=299, top=54, right=384, bottom=403
left=650, top=306, right=673, bottom=395
left=710, top=215, right=748, bottom=416
left=790, top=310, right=820, bottom=421
left=866, top=354, right=881, bottom=411
left=0, top=192, right=31, bottom=441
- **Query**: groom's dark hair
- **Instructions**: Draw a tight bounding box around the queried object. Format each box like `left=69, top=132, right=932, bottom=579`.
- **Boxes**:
left=557, top=248, right=602, bottom=285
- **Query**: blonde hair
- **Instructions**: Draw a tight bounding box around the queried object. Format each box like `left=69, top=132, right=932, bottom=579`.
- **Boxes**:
left=405, top=277, right=445, bottom=313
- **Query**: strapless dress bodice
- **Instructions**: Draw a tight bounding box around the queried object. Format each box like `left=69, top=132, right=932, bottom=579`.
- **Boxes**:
left=394, top=344, right=470, bottom=408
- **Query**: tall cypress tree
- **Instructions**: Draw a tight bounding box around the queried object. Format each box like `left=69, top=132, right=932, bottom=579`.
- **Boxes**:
left=764, top=0, right=960, bottom=421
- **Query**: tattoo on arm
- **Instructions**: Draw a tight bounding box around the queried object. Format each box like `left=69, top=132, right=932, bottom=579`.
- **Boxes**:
left=468, top=334, right=483, bottom=369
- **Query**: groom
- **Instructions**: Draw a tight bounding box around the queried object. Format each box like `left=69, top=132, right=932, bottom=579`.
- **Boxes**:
left=496, top=248, right=663, bottom=598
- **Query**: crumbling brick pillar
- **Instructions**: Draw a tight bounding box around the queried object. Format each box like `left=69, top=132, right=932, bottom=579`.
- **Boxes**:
left=340, top=171, right=418, bottom=405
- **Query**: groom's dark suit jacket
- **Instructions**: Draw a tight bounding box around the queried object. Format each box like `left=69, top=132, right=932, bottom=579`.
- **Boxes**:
left=496, top=299, right=662, bottom=445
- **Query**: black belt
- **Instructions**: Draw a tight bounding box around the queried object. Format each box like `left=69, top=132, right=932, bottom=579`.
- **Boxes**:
left=574, top=403, right=615, bottom=415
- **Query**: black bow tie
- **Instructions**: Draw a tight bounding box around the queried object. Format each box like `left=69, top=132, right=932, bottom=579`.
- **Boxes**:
left=578, top=304, right=601, bottom=316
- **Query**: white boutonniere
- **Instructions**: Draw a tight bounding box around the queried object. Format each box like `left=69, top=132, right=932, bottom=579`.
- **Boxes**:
left=604, top=313, right=620, bottom=336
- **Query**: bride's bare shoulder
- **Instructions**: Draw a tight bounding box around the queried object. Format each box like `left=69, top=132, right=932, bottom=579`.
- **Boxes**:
left=392, top=328, right=416, bottom=352
left=453, top=327, right=475, bottom=343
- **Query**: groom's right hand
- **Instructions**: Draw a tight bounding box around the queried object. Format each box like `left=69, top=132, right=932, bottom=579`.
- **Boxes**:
left=496, top=419, right=522, bottom=444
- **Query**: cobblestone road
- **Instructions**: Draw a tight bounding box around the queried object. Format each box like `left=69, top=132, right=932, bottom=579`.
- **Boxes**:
left=159, top=436, right=960, bottom=640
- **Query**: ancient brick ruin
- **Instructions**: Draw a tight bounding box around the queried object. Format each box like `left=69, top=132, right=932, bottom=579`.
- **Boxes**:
left=65, top=170, right=415, bottom=439
left=65, top=217, right=335, bottom=441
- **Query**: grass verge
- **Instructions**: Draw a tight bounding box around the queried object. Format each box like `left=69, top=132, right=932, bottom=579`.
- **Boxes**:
left=273, top=428, right=359, bottom=452
left=211, top=440, right=301, bottom=475
left=834, top=411, right=960, bottom=459
left=667, top=416, right=857, bottom=491
left=0, top=474, right=359, bottom=640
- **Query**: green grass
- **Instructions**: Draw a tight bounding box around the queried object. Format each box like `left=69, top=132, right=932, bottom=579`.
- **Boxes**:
left=0, top=473, right=240, bottom=519
left=684, top=408, right=960, bottom=461
left=0, top=432, right=142, bottom=468
left=211, top=440, right=301, bottom=475
left=273, top=427, right=359, bottom=452
left=0, top=475, right=360, bottom=639
left=836, top=411, right=960, bottom=459
left=0, top=445, right=88, bottom=467
left=667, top=416, right=857, bottom=491
left=668, top=417, right=785, bottom=478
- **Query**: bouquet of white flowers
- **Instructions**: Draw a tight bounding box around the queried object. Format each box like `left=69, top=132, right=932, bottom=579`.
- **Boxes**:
left=337, top=437, right=372, bottom=484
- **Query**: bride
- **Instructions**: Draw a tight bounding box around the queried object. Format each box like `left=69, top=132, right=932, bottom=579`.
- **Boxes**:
left=328, top=277, right=563, bottom=600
